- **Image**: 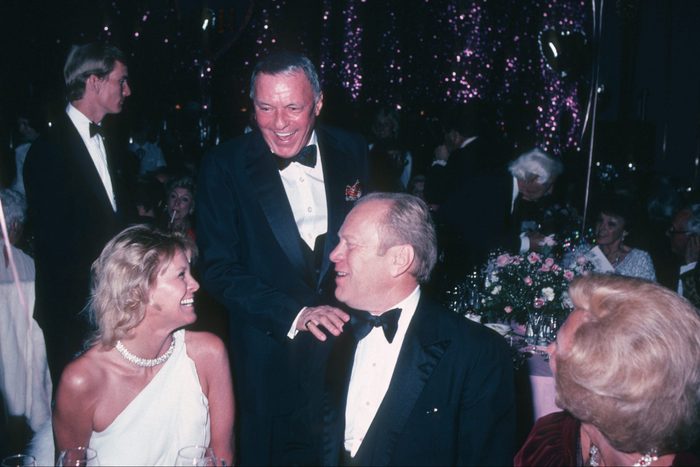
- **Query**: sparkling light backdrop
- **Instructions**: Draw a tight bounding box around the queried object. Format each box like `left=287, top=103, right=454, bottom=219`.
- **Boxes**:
left=2, top=0, right=591, bottom=156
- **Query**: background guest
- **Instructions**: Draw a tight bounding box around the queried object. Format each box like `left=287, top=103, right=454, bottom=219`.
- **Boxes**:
left=573, top=197, right=656, bottom=280
left=367, top=107, right=411, bottom=192
left=434, top=147, right=564, bottom=288
left=163, top=175, right=196, bottom=240
left=515, top=274, right=700, bottom=466
left=23, top=42, right=135, bottom=385
left=52, top=225, right=234, bottom=466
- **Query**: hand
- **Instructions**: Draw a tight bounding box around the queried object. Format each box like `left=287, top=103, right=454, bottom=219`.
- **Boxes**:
left=686, top=235, right=700, bottom=264
left=297, top=305, right=350, bottom=342
left=434, top=144, right=450, bottom=162
left=527, top=232, right=547, bottom=253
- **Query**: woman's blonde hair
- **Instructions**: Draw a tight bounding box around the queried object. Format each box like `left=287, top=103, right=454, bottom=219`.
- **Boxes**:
left=556, top=274, right=700, bottom=454
left=87, top=224, right=195, bottom=347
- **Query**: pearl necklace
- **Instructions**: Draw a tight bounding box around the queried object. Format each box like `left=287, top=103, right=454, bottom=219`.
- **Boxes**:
left=588, top=444, right=659, bottom=466
left=115, top=336, right=176, bottom=368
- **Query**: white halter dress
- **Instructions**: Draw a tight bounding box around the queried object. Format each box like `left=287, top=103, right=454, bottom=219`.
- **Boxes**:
left=89, top=329, right=211, bottom=466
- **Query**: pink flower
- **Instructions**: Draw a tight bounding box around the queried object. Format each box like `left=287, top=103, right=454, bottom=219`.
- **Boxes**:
left=551, top=264, right=561, bottom=272
left=523, top=276, right=533, bottom=286
left=564, top=270, right=575, bottom=281
left=512, top=256, right=523, bottom=265
left=504, top=306, right=513, bottom=314
left=534, top=297, right=545, bottom=308
left=576, top=255, right=588, bottom=266
left=539, top=264, right=551, bottom=272
left=527, top=252, right=541, bottom=264
left=496, top=254, right=512, bottom=267
left=544, top=258, right=555, bottom=267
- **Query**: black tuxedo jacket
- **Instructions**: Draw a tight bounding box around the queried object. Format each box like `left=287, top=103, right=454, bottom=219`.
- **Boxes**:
left=433, top=172, right=520, bottom=281
left=323, top=296, right=516, bottom=466
left=23, top=111, right=133, bottom=383
left=196, top=125, right=368, bottom=464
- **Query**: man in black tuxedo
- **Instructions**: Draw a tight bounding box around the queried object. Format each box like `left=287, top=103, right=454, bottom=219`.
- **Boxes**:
left=196, top=51, right=368, bottom=465
left=324, top=193, right=515, bottom=466
left=24, top=43, right=133, bottom=386
left=435, top=148, right=564, bottom=283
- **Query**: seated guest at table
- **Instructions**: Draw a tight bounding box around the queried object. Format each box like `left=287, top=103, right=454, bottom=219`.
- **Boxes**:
left=515, top=274, right=700, bottom=466
left=324, top=192, right=516, bottom=466
left=53, top=225, right=234, bottom=466
left=668, top=204, right=700, bottom=304
left=572, top=197, right=656, bottom=280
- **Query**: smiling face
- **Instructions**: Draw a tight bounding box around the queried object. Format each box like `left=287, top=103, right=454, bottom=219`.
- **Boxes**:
left=147, top=249, right=199, bottom=328
left=595, top=213, right=626, bottom=247
left=253, top=71, right=322, bottom=158
left=330, top=200, right=397, bottom=313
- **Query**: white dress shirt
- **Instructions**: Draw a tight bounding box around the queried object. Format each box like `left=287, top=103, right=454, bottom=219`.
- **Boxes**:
left=344, top=286, right=421, bottom=457
left=283, top=131, right=329, bottom=338
left=66, top=105, right=116, bottom=211
left=278, top=131, right=327, bottom=250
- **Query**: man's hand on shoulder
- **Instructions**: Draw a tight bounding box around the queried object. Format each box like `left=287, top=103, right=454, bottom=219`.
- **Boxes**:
left=297, top=305, right=350, bottom=341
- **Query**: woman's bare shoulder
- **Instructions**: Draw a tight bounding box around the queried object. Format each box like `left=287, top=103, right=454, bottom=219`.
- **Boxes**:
left=58, top=346, right=110, bottom=397
left=183, top=330, right=226, bottom=358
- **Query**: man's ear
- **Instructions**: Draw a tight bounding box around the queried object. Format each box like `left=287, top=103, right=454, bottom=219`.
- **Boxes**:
left=86, top=74, right=100, bottom=94
left=389, top=244, right=415, bottom=277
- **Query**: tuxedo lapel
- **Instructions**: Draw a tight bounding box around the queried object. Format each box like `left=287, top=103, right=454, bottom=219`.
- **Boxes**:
left=61, top=115, right=115, bottom=215
left=317, top=127, right=357, bottom=286
left=323, top=333, right=357, bottom=465
left=245, top=133, right=309, bottom=281
left=357, top=301, right=451, bottom=466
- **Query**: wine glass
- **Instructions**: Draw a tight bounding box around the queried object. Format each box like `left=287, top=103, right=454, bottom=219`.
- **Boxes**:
left=56, top=447, right=99, bottom=466
left=175, top=446, right=218, bottom=466
left=1, top=454, right=36, bottom=467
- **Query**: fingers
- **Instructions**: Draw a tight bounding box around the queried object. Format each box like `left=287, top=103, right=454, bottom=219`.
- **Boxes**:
left=298, top=306, right=350, bottom=341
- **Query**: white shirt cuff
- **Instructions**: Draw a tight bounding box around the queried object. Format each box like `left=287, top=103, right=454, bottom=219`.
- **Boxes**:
left=287, top=307, right=307, bottom=339
left=431, top=160, right=447, bottom=167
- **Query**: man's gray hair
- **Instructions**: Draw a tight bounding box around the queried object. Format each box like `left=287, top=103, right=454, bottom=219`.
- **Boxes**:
left=0, top=189, right=27, bottom=228
left=355, top=192, right=437, bottom=283
left=508, top=148, right=563, bottom=185
left=249, top=51, right=322, bottom=103
left=64, top=42, right=126, bottom=102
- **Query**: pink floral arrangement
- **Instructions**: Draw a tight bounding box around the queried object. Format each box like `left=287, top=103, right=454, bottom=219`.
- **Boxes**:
left=480, top=250, right=591, bottom=326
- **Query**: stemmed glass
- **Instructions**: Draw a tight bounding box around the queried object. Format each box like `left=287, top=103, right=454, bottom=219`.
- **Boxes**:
left=1, top=455, right=36, bottom=467
left=56, top=447, right=99, bottom=466
left=175, top=446, right=219, bottom=466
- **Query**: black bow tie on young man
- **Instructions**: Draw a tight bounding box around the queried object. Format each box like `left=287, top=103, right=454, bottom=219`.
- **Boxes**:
left=89, top=122, right=105, bottom=138
left=276, top=144, right=317, bottom=170
left=351, top=308, right=402, bottom=343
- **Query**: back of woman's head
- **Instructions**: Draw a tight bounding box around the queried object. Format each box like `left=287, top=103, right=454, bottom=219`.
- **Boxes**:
left=88, top=224, right=195, bottom=347
left=557, top=274, right=700, bottom=454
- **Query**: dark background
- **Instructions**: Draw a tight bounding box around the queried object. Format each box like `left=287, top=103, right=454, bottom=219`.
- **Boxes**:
left=0, top=0, right=698, bottom=194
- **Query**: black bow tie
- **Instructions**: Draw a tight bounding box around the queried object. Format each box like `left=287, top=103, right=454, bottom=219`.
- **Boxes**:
left=89, top=122, right=105, bottom=138
left=276, top=144, right=317, bottom=170
left=351, top=308, right=402, bottom=343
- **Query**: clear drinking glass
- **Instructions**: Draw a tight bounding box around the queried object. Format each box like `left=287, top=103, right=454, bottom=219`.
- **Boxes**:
left=175, top=446, right=218, bottom=466
left=56, top=447, right=99, bottom=466
left=1, top=455, right=36, bottom=467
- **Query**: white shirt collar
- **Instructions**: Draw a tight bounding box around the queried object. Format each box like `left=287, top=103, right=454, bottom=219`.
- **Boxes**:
left=66, top=104, right=99, bottom=140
